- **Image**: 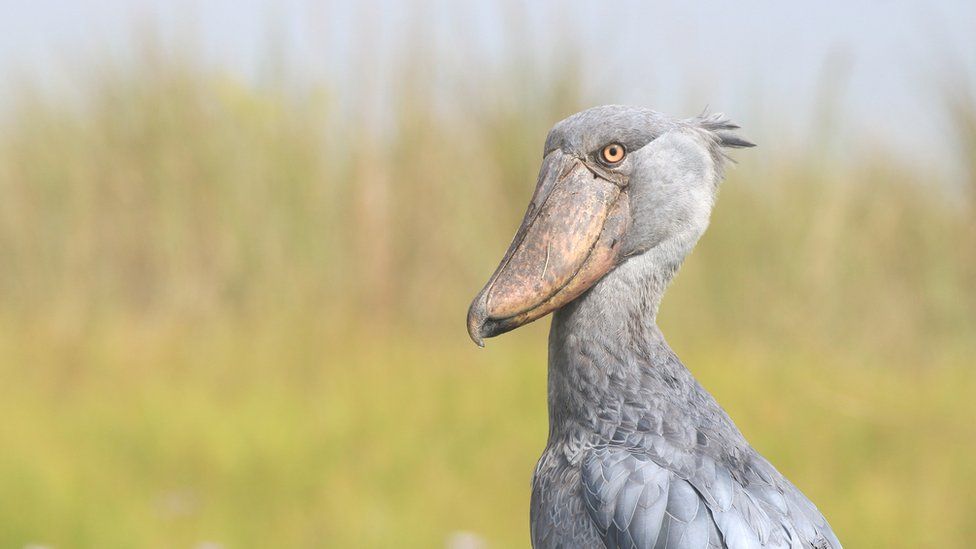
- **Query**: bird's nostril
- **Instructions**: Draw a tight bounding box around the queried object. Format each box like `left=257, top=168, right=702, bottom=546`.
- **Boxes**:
left=557, top=160, right=578, bottom=182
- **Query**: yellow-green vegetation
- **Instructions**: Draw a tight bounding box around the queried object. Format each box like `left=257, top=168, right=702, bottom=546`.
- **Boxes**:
left=0, top=48, right=974, bottom=548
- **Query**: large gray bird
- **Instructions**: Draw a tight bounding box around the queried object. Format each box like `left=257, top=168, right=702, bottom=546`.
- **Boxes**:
left=467, top=106, right=840, bottom=548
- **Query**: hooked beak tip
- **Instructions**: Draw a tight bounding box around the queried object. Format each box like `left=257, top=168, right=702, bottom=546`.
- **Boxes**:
left=466, top=294, right=488, bottom=347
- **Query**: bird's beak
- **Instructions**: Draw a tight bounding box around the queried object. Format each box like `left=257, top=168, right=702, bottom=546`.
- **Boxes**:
left=467, top=150, right=630, bottom=346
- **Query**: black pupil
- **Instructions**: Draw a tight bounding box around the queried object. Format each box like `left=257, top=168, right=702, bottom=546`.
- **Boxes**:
left=608, top=146, right=618, bottom=158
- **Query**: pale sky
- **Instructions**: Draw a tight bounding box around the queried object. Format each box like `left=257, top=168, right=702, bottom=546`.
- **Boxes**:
left=1, top=0, right=974, bottom=172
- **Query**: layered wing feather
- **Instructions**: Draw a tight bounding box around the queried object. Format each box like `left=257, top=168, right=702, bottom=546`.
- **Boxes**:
left=581, top=430, right=840, bottom=549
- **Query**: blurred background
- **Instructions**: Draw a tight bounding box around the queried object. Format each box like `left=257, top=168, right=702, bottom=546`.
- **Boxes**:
left=0, top=1, right=974, bottom=547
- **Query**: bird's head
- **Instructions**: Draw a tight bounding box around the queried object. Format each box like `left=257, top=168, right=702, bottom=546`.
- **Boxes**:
left=467, top=105, right=754, bottom=346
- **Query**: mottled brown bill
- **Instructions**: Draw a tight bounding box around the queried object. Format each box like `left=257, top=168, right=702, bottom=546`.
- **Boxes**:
left=467, top=150, right=631, bottom=346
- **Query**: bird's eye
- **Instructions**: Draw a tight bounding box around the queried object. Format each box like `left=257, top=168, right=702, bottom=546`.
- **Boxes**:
left=601, top=143, right=625, bottom=164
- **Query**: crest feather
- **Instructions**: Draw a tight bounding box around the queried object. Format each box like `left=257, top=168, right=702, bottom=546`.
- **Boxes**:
left=695, top=111, right=756, bottom=149
left=690, top=111, right=755, bottom=179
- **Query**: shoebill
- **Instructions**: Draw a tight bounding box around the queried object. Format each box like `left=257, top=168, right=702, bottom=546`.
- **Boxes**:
left=467, top=106, right=841, bottom=548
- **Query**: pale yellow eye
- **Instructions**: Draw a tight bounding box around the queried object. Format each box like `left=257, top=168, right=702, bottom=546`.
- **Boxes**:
left=601, top=143, right=625, bottom=164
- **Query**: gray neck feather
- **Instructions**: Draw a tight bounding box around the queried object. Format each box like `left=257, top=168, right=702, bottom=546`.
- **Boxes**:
left=546, top=227, right=708, bottom=447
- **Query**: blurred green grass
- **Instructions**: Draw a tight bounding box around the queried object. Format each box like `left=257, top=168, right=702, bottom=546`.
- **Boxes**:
left=0, top=44, right=974, bottom=548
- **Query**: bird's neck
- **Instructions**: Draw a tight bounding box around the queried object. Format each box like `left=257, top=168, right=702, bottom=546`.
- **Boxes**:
left=546, top=243, right=697, bottom=443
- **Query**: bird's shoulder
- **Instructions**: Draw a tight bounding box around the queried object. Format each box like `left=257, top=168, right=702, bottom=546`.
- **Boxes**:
left=579, top=413, right=841, bottom=549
